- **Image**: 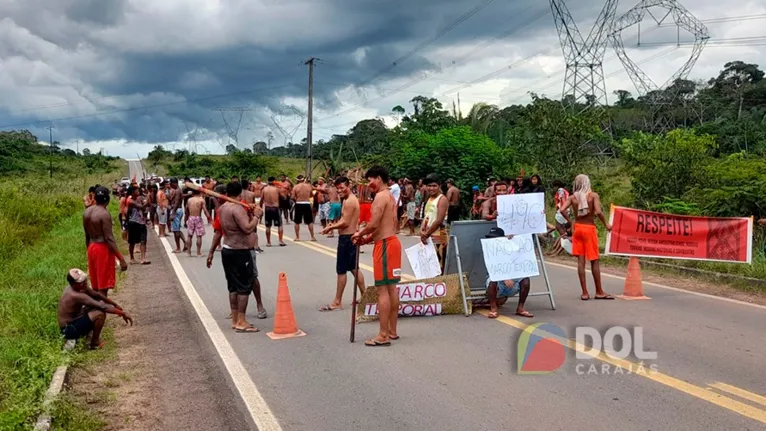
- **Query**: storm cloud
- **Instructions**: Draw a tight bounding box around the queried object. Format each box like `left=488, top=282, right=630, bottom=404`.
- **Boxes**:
left=0, top=0, right=763, bottom=156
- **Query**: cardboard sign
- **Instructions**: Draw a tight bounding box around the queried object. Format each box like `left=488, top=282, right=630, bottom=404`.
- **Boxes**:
left=356, top=273, right=471, bottom=322
left=497, top=193, right=547, bottom=235
left=404, top=239, right=442, bottom=279
left=606, top=206, right=753, bottom=263
left=481, top=235, right=540, bottom=282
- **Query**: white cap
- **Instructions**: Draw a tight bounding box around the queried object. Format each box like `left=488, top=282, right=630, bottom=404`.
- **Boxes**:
left=68, top=268, right=88, bottom=284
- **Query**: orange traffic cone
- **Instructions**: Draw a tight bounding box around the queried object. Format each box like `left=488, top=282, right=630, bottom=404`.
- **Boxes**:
left=267, top=273, right=307, bottom=340
left=618, top=257, right=651, bottom=300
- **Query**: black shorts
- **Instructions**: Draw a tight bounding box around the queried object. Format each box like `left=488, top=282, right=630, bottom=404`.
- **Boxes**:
left=264, top=207, right=282, bottom=227
left=127, top=222, right=147, bottom=245
left=293, top=203, right=314, bottom=225
left=448, top=205, right=460, bottom=223
left=61, top=314, right=95, bottom=340
left=118, top=214, right=127, bottom=232
left=279, top=197, right=290, bottom=210
left=221, top=248, right=255, bottom=295
left=336, top=235, right=358, bottom=274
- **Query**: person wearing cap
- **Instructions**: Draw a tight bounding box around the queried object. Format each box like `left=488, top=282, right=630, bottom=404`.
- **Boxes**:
left=84, top=186, right=128, bottom=296
left=483, top=227, right=534, bottom=319
left=58, top=269, right=133, bottom=349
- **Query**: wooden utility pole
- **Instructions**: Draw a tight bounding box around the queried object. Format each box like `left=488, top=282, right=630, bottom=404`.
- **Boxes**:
left=46, top=125, right=55, bottom=178
left=304, top=57, right=320, bottom=179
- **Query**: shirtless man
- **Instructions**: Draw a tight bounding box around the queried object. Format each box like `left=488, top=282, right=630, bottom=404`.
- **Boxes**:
left=326, top=183, right=342, bottom=238
left=320, top=177, right=366, bottom=311
left=292, top=176, right=317, bottom=241
left=481, top=181, right=509, bottom=221
left=261, top=177, right=286, bottom=247
left=279, top=174, right=292, bottom=224
left=559, top=174, right=614, bottom=301
left=446, top=179, right=461, bottom=223
left=156, top=182, right=169, bottom=237
left=351, top=166, right=402, bottom=347
left=206, top=182, right=262, bottom=332
left=84, top=186, right=96, bottom=208
left=185, top=189, right=212, bottom=256
left=58, top=269, right=133, bottom=350
left=118, top=189, right=129, bottom=241
left=203, top=175, right=216, bottom=216
left=168, top=178, right=189, bottom=253
left=83, top=187, right=128, bottom=298
left=252, top=176, right=265, bottom=207
left=315, top=178, right=331, bottom=229
left=241, top=179, right=264, bottom=253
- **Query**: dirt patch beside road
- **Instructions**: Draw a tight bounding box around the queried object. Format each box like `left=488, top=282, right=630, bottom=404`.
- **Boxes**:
left=65, top=230, right=252, bottom=430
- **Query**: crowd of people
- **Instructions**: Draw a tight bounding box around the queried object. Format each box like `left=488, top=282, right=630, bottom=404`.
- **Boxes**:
left=62, top=164, right=625, bottom=349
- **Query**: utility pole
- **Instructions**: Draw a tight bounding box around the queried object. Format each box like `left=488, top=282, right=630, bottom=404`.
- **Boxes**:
left=46, top=125, right=55, bottom=178
left=304, top=57, right=320, bottom=179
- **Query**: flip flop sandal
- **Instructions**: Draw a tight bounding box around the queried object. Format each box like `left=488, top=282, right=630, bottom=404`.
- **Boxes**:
left=235, top=326, right=260, bottom=333
left=487, top=311, right=499, bottom=319
left=257, top=310, right=268, bottom=319
left=319, top=305, right=342, bottom=312
left=141, top=261, right=151, bottom=265
left=365, top=339, right=391, bottom=347
left=581, top=295, right=591, bottom=301
left=389, top=335, right=400, bottom=340
left=279, top=243, right=287, bottom=247
left=595, top=295, right=616, bottom=300
left=515, top=311, right=534, bottom=318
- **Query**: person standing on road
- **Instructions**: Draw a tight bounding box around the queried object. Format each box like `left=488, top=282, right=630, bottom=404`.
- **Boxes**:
left=320, top=177, right=366, bottom=311
left=84, top=186, right=128, bottom=297
left=207, top=182, right=262, bottom=332
left=241, top=180, right=264, bottom=253
left=421, top=174, right=449, bottom=270
left=126, top=186, right=150, bottom=265
left=326, top=182, right=342, bottom=238
left=156, top=181, right=169, bottom=237
left=168, top=178, right=188, bottom=253
left=261, top=177, right=286, bottom=247
left=352, top=166, right=402, bottom=347
left=559, top=174, right=614, bottom=301
left=184, top=189, right=212, bottom=257
left=446, top=179, right=461, bottom=224
left=58, top=269, right=133, bottom=350
left=292, top=176, right=317, bottom=241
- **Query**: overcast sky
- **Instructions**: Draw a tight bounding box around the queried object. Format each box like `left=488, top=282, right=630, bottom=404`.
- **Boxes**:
left=0, top=0, right=763, bottom=158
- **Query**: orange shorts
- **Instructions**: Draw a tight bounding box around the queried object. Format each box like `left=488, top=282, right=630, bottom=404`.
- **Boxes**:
left=572, top=223, right=600, bottom=261
left=87, top=242, right=116, bottom=290
left=373, top=236, right=402, bottom=286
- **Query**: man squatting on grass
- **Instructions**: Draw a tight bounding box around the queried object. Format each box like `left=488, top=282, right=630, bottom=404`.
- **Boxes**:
left=319, top=176, right=366, bottom=311
left=352, top=166, right=402, bottom=347
left=58, top=269, right=133, bottom=350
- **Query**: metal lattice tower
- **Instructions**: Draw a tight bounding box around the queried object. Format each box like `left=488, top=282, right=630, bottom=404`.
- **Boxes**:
left=610, top=0, right=709, bottom=131
left=550, top=0, right=620, bottom=110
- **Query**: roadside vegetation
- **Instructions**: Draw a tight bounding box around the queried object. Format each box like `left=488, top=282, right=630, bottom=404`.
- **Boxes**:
left=0, top=130, right=120, bottom=429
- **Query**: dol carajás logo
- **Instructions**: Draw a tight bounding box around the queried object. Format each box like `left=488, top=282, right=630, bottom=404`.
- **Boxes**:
left=517, top=322, right=566, bottom=374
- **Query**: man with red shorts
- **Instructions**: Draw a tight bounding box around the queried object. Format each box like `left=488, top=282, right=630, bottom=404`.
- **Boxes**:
left=84, top=187, right=128, bottom=297
left=352, top=166, right=401, bottom=347
left=559, top=174, right=614, bottom=301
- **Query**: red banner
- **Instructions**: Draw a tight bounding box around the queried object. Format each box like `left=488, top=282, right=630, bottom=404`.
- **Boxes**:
left=606, top=206, right=753, bottom=263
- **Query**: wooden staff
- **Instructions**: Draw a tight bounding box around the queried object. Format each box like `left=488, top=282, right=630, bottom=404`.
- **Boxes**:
left=349, top=243, right=361, bottom=343
left=184, top=182, right=253, bottom=210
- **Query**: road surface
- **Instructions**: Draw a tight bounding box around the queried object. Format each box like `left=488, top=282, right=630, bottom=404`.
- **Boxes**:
left=127, top=159, right=145, bottom=183
left=132, top=169, right=766, bottom=430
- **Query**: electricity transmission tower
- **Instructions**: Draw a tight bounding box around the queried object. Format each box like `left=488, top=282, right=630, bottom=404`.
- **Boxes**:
left=549, top=0, right=619, bottom=110
left=610, top=0, right=709, bottom=132
left=211, top=107, right=253, bottom=150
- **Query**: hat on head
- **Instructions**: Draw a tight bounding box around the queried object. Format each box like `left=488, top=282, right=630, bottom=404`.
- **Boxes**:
left=94, top=186, right=111, bottom=204
left=472, top=185, right=480, bottom=191
left=68, top=268, right=88, bottom=284
left=485, top=227, right=506, bottom=238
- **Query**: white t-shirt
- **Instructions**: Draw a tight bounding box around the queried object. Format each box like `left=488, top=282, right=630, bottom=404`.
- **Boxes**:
left=390, top=183, right=402, bottom=207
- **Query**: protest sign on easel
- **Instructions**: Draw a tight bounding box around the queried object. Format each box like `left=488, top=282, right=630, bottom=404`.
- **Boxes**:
left=444, top=220, right=555, bottom=310
left=405, top=239, right=442, bottom=279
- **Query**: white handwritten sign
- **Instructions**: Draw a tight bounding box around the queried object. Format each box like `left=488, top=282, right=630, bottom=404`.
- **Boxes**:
left=405, top=239, right=442, bottom=279
left=497, top=193, right=546, bottom=235
left=481, top=235, right=540, bottom=282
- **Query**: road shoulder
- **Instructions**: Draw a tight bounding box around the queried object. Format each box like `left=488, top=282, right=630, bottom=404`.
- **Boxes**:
left=65, top=229, right=252, bottom=431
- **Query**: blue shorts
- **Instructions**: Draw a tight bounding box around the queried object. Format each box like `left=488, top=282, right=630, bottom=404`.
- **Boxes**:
left=171, top=209, right=184, bottom=232
left=486, top=277, right=521, bottom=298
left=328, top=202, right=342, bottom=220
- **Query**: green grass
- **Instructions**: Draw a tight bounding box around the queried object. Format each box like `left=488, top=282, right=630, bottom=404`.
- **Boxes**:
left=0, top=162, right=122, bottom=429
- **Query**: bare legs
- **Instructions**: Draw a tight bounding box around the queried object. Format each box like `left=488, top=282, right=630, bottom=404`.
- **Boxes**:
left=372, top=284, right=399, bottom=343
left=577, top=257, right=611, bottom=299
left=88, top=310, right=106, bottom=349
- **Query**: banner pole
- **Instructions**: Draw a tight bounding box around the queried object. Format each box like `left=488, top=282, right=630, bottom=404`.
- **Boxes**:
left=534, top=234, right=556, bottom=310
left=452, top=235, right=471, bottom=316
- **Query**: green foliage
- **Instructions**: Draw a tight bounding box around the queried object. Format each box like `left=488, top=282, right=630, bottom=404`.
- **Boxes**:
left=167, top=151, right=277, bottom=180
left=685, top=153, right=766, bottom=217
left=618, top=129, right=717, bottom=207
left=650, top=198, right=701, bottom=216
left=388, top=126, right=509, bottom=205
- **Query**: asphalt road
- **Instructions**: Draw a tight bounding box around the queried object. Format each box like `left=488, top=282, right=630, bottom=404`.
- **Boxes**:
left=132, top=164, right=766, bottom=430
left=127, top=159, right=145, bottom=183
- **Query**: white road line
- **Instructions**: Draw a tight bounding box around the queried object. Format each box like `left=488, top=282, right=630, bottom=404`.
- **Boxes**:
left=156, top=228, right=283, bottom=431
left=545, top=260, right=766, bottom=311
